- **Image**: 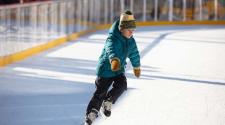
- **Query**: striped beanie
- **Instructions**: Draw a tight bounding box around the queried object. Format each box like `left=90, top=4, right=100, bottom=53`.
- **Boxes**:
left=119, top=10, right=136, bottom=30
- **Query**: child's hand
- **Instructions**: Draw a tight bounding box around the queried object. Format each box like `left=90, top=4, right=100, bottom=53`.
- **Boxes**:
left=133, top=67, right=141, bottom=78
left=111, top=59, right=120, bottom=71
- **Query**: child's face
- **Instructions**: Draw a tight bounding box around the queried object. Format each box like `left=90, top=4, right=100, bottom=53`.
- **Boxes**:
left=120, top=29, right=135, bottom=39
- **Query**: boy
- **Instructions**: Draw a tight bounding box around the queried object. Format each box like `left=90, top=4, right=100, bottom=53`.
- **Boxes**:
left=85, top=10, right=141, bottom=125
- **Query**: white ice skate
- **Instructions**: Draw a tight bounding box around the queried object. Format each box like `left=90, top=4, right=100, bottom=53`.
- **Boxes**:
left=85, top=109, right=98, bottom=125
left=101, top=100, right=112, bottom=117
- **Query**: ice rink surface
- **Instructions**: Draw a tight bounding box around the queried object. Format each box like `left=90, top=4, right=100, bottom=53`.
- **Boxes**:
left=0, top=25, right=225, bottom=125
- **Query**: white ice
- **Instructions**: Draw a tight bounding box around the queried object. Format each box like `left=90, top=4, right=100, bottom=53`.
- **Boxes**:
left=0, top=25, right=225, bottom=125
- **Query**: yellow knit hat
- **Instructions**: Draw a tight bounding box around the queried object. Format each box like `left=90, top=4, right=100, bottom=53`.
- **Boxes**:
left=119, top=10, right=136, bottom=30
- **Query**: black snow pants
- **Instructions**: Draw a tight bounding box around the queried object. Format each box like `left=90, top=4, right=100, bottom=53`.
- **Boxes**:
left=86, top=73, right=127, bottom=115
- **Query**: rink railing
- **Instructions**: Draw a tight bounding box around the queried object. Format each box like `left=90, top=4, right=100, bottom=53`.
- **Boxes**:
left=1, top=0, right=225, bottom=67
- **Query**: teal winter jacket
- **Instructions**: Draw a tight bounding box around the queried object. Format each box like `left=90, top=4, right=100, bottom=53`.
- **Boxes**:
left=96, top=20, right=140, bottom=78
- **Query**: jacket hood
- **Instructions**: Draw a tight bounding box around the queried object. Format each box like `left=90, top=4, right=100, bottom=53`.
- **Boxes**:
left=108, top=20, right=124, bottom=40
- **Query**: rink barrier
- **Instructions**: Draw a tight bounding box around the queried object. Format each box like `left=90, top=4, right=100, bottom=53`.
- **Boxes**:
left=95, top=21, right=225, bottom=30
left=0, top=29, right=96, bottom=67
left=137, top=21, right=225, bottom=26
left=0, top=37, right=66, bottom=67
left=1, top=20, right=225, bottom=67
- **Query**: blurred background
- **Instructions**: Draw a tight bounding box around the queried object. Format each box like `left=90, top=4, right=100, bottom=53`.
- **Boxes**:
left=0, top=0, right=225, bottom=58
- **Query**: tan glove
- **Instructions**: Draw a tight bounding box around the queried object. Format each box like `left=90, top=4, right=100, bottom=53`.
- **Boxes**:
left=111, top=59, right=120, bottom=71
left=133, top=67, right=141, bottom=78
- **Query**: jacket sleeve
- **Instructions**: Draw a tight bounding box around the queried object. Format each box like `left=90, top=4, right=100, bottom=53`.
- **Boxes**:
left=128, top=38, right=140, bottom=68
left=105, top=37, right=120, bottom=63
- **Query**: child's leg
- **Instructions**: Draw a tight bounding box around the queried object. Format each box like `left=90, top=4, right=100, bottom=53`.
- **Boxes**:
left=86, top=76, right=113, bottom=114
left=106, top=73, right=127, bottom=104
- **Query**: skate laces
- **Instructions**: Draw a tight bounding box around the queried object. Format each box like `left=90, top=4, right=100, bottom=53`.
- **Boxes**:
left=103, top=100, right=112, bottom=111
left=87, top=109, right=98, bottom=121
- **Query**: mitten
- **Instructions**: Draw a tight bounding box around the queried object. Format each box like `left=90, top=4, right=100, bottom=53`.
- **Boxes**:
left=133, top=67, right=141, bottom=78
left=111, top=59, right=120, bottom=71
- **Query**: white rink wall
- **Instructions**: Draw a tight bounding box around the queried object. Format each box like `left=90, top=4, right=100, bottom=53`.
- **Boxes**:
left=1, top=0, right=225, bottom=57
